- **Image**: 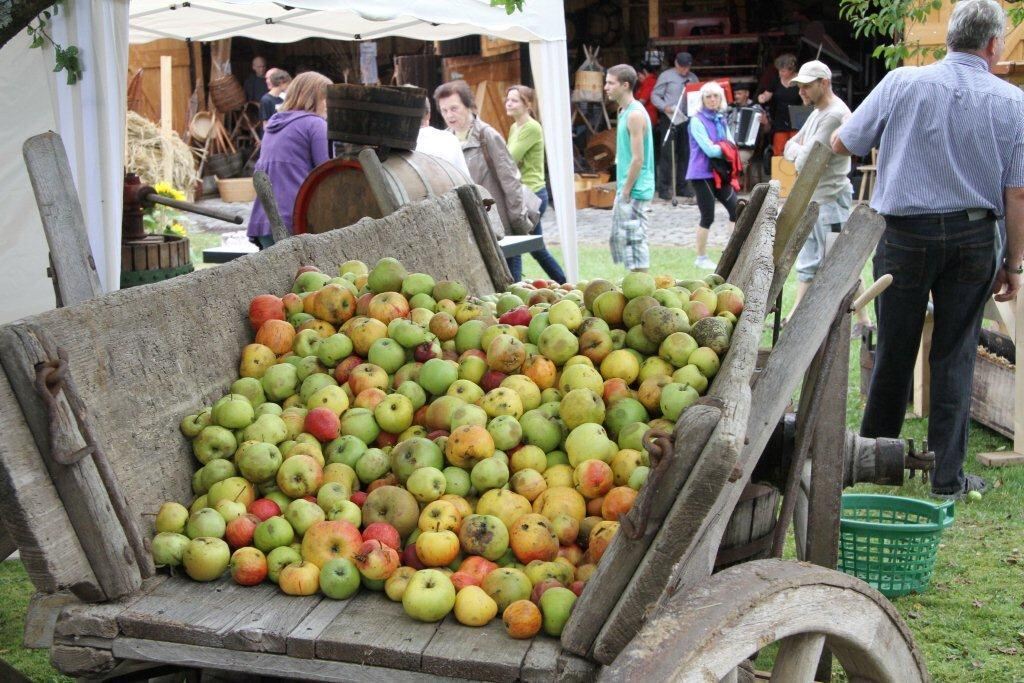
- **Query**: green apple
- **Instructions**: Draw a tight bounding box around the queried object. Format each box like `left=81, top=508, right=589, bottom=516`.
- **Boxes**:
left=374, top=393, right=415, bottom=434
left=419, top=358, right=459, bottom=396
left=325, top=435, right=367, bottom=467
left=355, top=448, right=391, bottom=484
left=266, top=545, right=302, bottom=583
left=396, top=381, right=427, bottom=410
left=315, top=333, right=354, bottom=367
left=390, top=437, right=444, bottom=484
left=539, top=586, right=577, bottom=636
left=192, top=425, right=237, bottom=464
left=186, top=508, right=226, bottom=539
left=443, top=466, right=471, bottom=497
left=212, top=394, right=255, bottom=429
left=327, top=500, right=363, bottom=526
left=155, top=502, right=190, bottom=534
left=340, top=407, right=380, bottom=445
left=182, top=537, right=230, bottom=582
left=254, top=515, right=295, bottom=553
left=180, top=408, right=212, bottom=438
left=300, top=373, right=337, bottom=404
left=200, top=458, right=237, bottom=492
left=368, top=338, right=406, bottom=374
left=284, top=498, right=326, bottom=537
left=151, top=531, right=190, bottom=566
left=262, top=363, right=299, bottom=402
left=320, top=558, right=361, bottom=599
left=402, top=569, right=457, bottom=622
left=406, top=467, right=446, bottom=504
left=230, top=377, right=266, bottom=407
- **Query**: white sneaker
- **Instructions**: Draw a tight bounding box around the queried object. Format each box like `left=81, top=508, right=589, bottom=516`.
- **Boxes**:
left=694, top=255, right=717, bottom=270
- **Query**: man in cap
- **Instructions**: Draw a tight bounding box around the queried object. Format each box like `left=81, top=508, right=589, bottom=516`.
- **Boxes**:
left=833, top=0, right=1024, bottom=500
left=783, top=60, right=870, bottom=333
left=651, top=52, right=699, bottom=201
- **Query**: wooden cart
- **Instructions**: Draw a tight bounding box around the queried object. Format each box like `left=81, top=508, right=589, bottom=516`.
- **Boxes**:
left=0, top=136, right=929, bottom=681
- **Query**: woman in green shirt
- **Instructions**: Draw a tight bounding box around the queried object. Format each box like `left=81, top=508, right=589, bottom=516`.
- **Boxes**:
left=505, top=85, right=567, bottom=284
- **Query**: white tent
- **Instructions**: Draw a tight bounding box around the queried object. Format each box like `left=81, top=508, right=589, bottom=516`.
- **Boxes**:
left=0, top=0, right=577, bottom=325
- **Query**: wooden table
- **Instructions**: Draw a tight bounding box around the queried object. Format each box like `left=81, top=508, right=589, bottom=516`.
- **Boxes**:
left=202, top=234, right=544, bottom=264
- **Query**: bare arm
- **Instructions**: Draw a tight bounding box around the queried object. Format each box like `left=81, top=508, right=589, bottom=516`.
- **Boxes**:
left=994, top=186, right=1024, bottom=302
left=831, top=128, right=852, bottom=155
left=620, top=110, right=647, bottom=199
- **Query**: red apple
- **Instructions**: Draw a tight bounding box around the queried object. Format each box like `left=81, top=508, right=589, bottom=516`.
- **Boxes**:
left=414, top=341, right=442, bottom=362
left=375, top=431, right=399, bottom=448
left=481, top=370, right=508, bottom=392
left=531, top=578, right=563, bottom=604
left=426, top=429, right=450, bottom=440
left=248, top=498, right=281, bottom=521
left=402, top=543, right=426, bottom=569
left=225, top=513, right=260, bottom=549
left=355, top=292, right=374, bottom=317
left=333, top=356, right=363, bottom=384
left=362, top=522, right=401, bottom=551
left=249, top=294, right=285, bottom=331
left=499, top=306, right=532, bottom=326
left=350, top=491, right=368, bottom=507
left=305, top=407, right=341, bottom=442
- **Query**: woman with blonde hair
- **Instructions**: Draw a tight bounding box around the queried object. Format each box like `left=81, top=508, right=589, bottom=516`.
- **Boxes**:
left=686, top=80, right=739, bottom=269
left=504, top=84, right=566, bottom=283
left=247, top=71, right=332, bottom=248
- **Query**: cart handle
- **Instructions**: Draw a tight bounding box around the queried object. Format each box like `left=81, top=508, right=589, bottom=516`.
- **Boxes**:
left=851, top=274, right=892, bottom=315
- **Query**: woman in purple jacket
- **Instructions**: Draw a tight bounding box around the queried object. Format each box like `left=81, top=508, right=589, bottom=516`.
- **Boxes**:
left=247, top=71, right=332, bottom=248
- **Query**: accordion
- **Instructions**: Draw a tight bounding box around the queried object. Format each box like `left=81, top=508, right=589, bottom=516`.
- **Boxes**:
left=733, top=107, right=762, bottom=148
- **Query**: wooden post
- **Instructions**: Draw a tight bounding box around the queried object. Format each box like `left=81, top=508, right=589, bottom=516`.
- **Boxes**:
left=648, top=0, right=660, bottom=38
left=978, top=293, right=1024, bottom=466
left=160, top=55, right=174, bottom=182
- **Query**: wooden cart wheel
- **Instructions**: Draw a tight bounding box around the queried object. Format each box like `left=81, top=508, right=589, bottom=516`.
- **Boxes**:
left=602, top=559, right=928, bottom=683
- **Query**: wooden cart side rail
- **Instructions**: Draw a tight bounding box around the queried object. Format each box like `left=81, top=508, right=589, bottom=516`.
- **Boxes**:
left=0, top=190, right=503, bottom=598
left=647, top=205, right=887, bottom=641
left=716, top=182, right=769, bottom=281
left=585, top=206, right=775, bottom=664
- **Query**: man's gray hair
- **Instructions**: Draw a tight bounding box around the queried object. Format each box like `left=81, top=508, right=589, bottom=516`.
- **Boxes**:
left=947, top=0, right=1006, bottom=52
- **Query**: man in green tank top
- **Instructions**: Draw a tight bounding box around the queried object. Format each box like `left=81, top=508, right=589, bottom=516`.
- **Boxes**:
left=605, top=64, right=655, bottom=272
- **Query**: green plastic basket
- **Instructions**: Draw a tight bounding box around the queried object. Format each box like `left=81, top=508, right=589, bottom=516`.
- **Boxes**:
left=838, top=494, right=954, bottom=598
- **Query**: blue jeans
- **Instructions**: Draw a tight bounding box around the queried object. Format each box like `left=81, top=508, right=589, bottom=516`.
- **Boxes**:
left=506, top=188, right=568, bottom=284
left=861, top=213, right=998, bottom=494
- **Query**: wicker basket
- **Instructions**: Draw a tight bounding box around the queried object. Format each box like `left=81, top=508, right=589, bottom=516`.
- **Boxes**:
left=216, top=176, right=256, bottom=203
left=189, top=111, right=214, bottom=142
left=209, top=75, right=247, bottom=112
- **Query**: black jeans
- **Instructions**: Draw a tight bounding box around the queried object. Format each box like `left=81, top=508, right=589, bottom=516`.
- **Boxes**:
left=656, top=115, right=692, bottom=198
left=861, top=213, right=998, bottom=494
left=506, top=188, right=567, bottom=284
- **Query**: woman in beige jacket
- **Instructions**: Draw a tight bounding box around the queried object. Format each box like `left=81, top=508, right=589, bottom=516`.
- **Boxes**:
left=434, top=80, right=530, bottom=241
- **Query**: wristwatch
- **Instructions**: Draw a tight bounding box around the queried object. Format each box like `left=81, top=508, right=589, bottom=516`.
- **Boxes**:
left=1004, top=261, right=1024, bottom=274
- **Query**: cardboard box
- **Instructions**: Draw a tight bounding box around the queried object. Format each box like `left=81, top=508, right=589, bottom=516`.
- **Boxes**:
left=771, top=157, right=797, bottom=198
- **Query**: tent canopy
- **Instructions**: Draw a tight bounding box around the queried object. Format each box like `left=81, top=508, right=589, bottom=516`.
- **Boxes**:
left=129, top=0, right=564, bottom=43
left=126, top=0, right=579, bottom=282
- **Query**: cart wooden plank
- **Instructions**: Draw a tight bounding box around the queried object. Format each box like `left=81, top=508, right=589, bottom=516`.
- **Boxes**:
left=112, top=637, right=461, bottom=683
left=420, top=618, right=535, bottom=681
left=223, top=587, right=325, bottom=653
left=315, top=591, right=442, bottom=671
left=118, top=575, right=271, bottom=647
left=286, top=598, right=353, bottom=659
left=0, top=367, right=98, bottom=596
left=520, top=636, right=563, bottom=682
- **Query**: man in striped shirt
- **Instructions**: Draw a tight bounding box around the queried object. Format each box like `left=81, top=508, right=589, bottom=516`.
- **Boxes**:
left=833, top=0, right=1024, bottom=500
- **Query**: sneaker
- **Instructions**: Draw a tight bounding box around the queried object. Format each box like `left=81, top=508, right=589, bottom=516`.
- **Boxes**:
left=694, top=255, right=717, bottom=270
left=931, top=474, right=988, bottom=501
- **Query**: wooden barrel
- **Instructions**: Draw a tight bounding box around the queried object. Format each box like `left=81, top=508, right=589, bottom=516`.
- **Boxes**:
left=209, top=75, right=246, bottom=112
left=585, top=129, right=617, bottom=172
left=292, top=150, right=470, bottom=234
left=574, top=70, right=605, bottom=101
left=714, top=483, right=779, bottom=570
left=326, top=84, right=426, bottom=151
left=120, top=235, right=193, bottom=289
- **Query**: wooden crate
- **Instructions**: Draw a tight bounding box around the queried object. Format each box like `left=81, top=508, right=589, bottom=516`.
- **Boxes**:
left=588, top=182, right=616, bottom=209
left=576, top=188, right=591, bottom=209
left=771, top=157, right=797, bottom=199
left=970, top=349, right=1014, bottom=439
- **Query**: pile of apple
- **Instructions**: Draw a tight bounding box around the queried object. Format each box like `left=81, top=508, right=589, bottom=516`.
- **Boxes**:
left=151, top=257, right=743, bottom=640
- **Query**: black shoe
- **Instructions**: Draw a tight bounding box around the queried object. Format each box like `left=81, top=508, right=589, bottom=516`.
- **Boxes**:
left=931, top=474, right=988, bottom=500
left=658, top=192, right=672, bottom=201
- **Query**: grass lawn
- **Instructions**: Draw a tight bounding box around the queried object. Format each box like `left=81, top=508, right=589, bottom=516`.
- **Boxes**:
left=2, top=243, right=1020, bottom=681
